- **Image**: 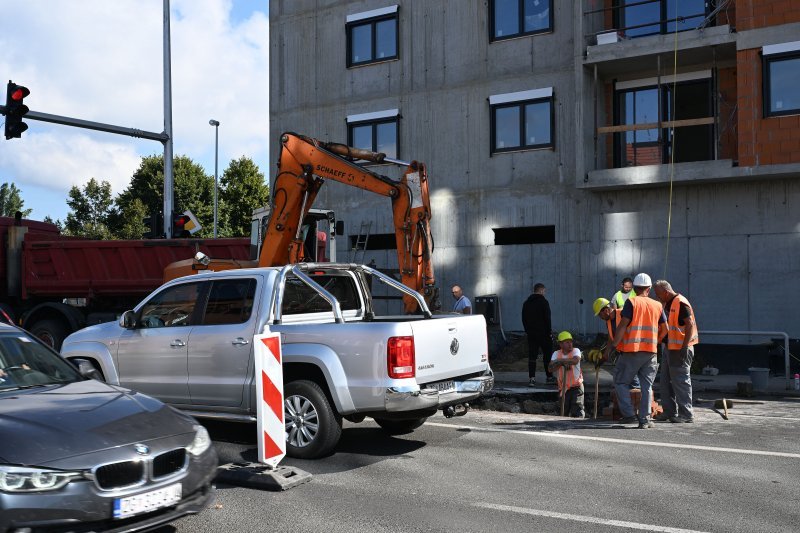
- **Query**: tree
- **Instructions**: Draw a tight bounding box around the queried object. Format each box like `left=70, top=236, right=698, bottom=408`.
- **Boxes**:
left=63, top=178, right=115, bottom=239
left=116, top=198, right=148, bottom=240
left=219, top=156, right=270, bottom=237
left=0, top=182, right=32, bottom=218
left=115, top=154, right=215, bottom=237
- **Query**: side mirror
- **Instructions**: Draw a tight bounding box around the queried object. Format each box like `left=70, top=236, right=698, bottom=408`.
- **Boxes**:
left=73, top=359, right=104, bottom=381
left=119, top=310, right=137, bottom=329
left=335, top=220, right=345, bottom=236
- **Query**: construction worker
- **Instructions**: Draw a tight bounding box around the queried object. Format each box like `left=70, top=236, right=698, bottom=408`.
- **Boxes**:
left=593, top=297, right=640, bottom=389
left=610, top=277, right=634, bottom=309
left=606, top=273, right=665, bottom=429
left=653, top=280, right=698, bottom=423
left=548, top=331, right=584, bottom=418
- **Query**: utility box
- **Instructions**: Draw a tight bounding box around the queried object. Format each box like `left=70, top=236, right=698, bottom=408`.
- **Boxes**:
left=474, top=295, right=499, bottom=325
left=596, top=31, right=623, bottom=45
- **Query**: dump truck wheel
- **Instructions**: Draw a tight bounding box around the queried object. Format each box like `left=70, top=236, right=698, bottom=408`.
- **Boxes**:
left=30, top=319, right=69, bottom=351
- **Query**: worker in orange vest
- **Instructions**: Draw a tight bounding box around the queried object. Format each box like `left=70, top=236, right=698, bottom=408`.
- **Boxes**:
left=593, top=297, right=641, bottom=390
left=605, top=273, right=666, bottom=429
left=653, top=280, right=698, bottom=423
left=548, top=331, right=585, bottom=418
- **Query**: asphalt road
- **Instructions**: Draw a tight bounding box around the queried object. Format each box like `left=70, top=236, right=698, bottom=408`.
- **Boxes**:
left=162, top=398, right=800, bottom=533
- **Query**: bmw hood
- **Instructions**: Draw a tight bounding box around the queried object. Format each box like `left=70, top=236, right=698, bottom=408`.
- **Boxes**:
left=0, top=379, right=197, bottom=465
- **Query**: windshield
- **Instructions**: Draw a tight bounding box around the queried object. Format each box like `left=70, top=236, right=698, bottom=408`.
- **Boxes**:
left=0, top=332, right=82, bottom=390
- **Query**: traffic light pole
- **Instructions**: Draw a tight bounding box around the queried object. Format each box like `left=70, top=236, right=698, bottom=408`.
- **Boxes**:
left=0, top=107, right=169, bottom=142
left=162, top=0, right=175, bottom=238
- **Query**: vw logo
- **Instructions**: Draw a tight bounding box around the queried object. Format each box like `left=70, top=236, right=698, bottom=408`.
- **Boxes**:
left=450, top=338, right=459, bottom=355
left=134, top=444, right=150, bottom=456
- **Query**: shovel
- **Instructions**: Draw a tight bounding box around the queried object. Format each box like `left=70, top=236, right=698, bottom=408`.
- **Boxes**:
left=560, top=366, right=566, bottom=417
left=593, top=363, right=600, bottom=419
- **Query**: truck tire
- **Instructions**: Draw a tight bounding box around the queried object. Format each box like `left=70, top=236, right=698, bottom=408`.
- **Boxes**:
left=284, top=380, right=342, bottom=459
left=29, top=319, right=70, bottom=351
left=373, top=417, right=428, bottom=435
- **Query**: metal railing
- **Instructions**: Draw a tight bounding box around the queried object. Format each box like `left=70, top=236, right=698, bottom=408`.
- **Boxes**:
left=699, top=330, right=792, bottom=390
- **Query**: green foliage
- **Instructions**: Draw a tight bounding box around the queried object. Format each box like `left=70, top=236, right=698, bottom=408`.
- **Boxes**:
left=117, top=198, right=149, bottom=240
left=115, top=154, right=215, bottom=237
left=0, top=182, right=32, bottom=218
left=63, top=178, right=115, bottom=239
left=219, top=156, right=270, bottom=237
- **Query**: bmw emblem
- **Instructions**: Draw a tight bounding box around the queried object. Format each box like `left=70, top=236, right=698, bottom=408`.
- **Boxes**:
left=450, top=338, right=459, bottom=355
left=134, top=444, right=150, bottom=456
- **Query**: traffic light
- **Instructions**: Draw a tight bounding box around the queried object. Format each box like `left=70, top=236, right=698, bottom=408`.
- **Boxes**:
left=4, top=81, right=30, bottom=140
left=173, top=212, right=191, bottom=238
left=142, top=212, right=163, bottom=239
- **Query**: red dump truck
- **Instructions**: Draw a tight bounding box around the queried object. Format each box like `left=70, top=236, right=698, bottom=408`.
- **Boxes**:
left=0, top=215, right=250, bottom=349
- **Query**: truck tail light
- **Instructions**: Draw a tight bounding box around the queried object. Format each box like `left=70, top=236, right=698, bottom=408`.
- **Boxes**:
left=387, top=336, right=415, bottom=379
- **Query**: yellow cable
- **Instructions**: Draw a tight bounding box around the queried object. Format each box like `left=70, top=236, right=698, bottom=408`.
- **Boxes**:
left=663, top=3, right=680, bottom=280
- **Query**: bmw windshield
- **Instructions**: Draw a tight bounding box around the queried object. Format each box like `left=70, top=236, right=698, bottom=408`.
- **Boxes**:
left=0, top=332, right=83, bottom=391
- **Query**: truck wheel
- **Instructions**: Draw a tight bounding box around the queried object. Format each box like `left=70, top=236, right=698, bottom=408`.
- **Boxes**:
left=284, top=380, right=342, bottom=459
left=373, top=417, right=428, bottom=435
left=30, top=319, right=70, bottom=351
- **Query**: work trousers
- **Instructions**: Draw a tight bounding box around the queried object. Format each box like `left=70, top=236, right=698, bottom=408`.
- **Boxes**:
left=659, top=347, right=694, bottom=419
left=614, top=351, right=658, bottom=423
left=527, top=335, right=553, bottom=378
left=562, top=384, right=585, bottom=418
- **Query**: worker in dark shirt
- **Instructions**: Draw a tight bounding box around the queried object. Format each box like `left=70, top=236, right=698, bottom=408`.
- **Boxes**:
left=521, top=283, right=554, bottom=385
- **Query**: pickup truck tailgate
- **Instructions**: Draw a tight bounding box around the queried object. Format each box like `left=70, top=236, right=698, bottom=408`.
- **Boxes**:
left=410, top=314, right=488, bottom=384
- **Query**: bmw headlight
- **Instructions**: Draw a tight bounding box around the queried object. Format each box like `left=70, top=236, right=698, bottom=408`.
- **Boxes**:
left=186, top=425, right=212, bottom=457
left=0, top=465, right=81, bottom=492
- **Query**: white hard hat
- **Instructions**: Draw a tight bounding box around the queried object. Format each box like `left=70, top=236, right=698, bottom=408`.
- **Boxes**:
left=633, top=273, right=652, bottom=287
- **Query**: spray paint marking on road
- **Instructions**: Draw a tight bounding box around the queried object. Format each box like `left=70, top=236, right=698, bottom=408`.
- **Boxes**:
left=474, top=503, right=710, bottom=533
left=426, top=422, right=800, bottom=459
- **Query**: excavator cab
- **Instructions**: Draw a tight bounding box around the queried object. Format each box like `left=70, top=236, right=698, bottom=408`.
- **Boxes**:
left=250, top=206, right=342, bottom=263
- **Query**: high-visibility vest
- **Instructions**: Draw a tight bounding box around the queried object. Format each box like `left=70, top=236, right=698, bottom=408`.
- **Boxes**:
left=613, top=291, right=633, bottom=309
left=666, top=294, right=698, bottom=350
left=606, top=309, right=622, bottom=339
left=552, top=348, right=583, bottom=393
left=618, top=297, right=662, bottom=354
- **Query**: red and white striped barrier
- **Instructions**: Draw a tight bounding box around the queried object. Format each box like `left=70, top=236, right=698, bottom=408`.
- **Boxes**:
left=254, top=332, right=285, bottom=468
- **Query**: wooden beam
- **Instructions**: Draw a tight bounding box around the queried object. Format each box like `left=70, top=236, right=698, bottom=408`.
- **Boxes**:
left=597, top=117, right=715, bottom=134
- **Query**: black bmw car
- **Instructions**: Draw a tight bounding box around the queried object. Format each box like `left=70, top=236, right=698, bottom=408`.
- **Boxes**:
left=0, top=322, right=217, bottom=532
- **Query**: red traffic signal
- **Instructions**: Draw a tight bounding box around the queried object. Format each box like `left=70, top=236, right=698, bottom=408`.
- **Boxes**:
left=4, top=81, right=30, bottom=140
left=173, top=212, right=191, bottom=237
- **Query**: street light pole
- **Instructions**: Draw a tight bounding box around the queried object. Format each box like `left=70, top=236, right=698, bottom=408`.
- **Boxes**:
left=209, top=119, right=220, bottom=238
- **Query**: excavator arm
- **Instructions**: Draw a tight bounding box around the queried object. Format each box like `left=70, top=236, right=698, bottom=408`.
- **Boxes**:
left=262, top=132, right=437, bottom=313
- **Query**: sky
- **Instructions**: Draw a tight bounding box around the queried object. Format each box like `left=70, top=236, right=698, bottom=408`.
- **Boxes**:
left=0, top=0, right=269, bottom=221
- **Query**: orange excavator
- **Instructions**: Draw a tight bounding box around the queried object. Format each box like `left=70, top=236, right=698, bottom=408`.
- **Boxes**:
left=163, top=132, right=437, bottom=313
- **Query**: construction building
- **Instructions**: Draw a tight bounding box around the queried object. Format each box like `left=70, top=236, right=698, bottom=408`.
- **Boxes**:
left=269, top=1, right=800, bottom=371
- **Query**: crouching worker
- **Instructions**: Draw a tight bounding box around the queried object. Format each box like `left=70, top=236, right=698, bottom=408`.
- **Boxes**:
left=549, top=331, right=585, bottom=418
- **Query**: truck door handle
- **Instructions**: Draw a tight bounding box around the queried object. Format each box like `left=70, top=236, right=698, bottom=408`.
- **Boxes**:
left=232, top=337, right=250, bottom=346
left=170, top=340, right=186, bottom=348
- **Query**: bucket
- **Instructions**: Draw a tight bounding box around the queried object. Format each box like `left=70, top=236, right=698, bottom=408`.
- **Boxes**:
left=748, top=367, right=770, bottom=391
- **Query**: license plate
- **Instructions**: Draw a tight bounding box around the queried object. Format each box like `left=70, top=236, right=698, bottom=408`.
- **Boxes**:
left=113, top=483, right=182, bottom=519
left=430, top=380, right=455, bottom=393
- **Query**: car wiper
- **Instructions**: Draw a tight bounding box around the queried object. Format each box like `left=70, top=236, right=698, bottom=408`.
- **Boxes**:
left=1, top=383, right=59, bottom=391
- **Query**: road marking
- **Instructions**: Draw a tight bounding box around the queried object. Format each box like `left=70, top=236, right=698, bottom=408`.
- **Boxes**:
left=426, top=421, right=800, bottom=459
left=474, top=503, right=710, bottom=533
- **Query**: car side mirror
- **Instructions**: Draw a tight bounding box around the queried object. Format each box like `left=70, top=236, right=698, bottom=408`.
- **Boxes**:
left=119, top=310, right=137, bottom=329
left=73, top=359, right=104, bottom=381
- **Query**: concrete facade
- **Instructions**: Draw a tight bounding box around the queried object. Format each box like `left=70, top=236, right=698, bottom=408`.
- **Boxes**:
left=269, top=1, right=800, bottom=342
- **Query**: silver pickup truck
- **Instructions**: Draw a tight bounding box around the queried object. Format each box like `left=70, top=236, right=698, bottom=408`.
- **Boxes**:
left=61, top=263, right=493, bottom=459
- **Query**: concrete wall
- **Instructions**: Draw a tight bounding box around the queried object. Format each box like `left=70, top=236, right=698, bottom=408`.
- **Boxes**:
left=270, top=0, right=800, bottom=341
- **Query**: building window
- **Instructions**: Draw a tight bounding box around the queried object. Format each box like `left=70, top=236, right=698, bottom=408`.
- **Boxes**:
left=489, top=88, right=554, bottom=154
left=493, top=226, right=555, bottom=245
left=346, top=6, right=398, bottom=67
left=763, top=45, right=800, bottom=118
left=616, top=0, right=709, bottom=38
left=347, top=109, right=399, bottom=159
left=490, top=0, right=552, bottom=41
left=613, top=74, right=713, bottom=167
